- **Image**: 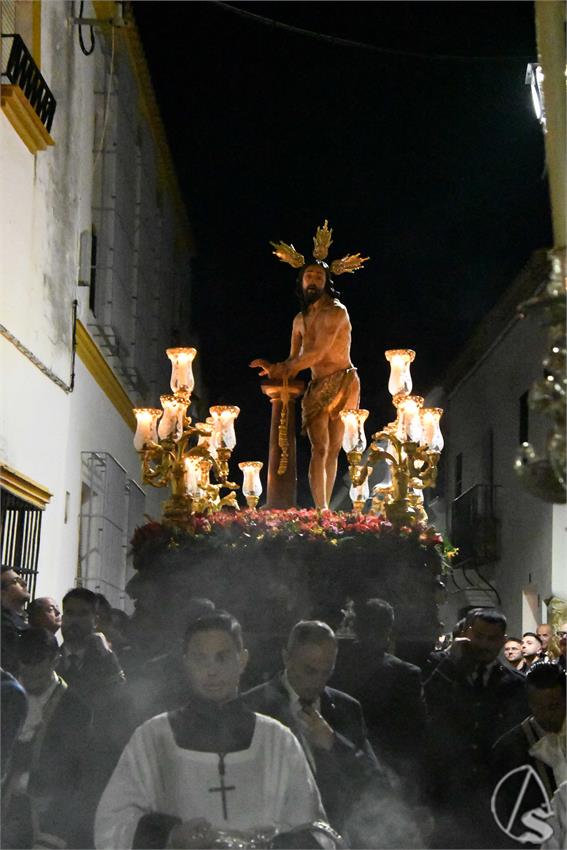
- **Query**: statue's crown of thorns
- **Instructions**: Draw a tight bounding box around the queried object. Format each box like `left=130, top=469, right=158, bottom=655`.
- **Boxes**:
left=270, top=220, right=369, bottom=276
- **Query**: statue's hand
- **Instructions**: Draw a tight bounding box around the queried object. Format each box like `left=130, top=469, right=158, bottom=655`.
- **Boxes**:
left=268, top=362, right=286, bottom=380
left=249, top=358, right=273, bottom=377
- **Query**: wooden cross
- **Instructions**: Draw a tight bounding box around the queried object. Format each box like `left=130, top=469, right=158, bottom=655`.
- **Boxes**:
left=208, top=753, right=235, bottom=820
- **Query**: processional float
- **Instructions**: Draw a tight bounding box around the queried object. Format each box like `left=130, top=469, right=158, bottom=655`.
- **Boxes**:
left=132, top=287, right=444, bottom=527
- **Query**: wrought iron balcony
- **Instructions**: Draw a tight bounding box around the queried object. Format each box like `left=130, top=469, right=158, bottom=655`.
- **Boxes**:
left=1, top=33, right=56, bottom=131
left=451, top=483, right=501, bottom=566
left=1, top=33, right=56, bottom=153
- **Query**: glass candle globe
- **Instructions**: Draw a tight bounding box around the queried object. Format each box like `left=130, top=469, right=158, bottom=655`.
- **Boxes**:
left=349, top=475, right=370, bottom=507
left=373, top=453, right=393, bottom=491
left=158, top=395, right=187, bottom=441
left=420, top=408, right=444, bottom=452
left=166, top=347, right=196, bottom=396
left=133, top=408, right=162, bottom=451
left=340, top=409, right=369, bottom=453
left=184, top=456, right=203, bottom=497
left=395, top=395, right=423, bottom=443
left=239, top=462, right=263, bottom=498
left=385, top=349, right=415, bottom=397
left=209, top=406, right=240, bottom=450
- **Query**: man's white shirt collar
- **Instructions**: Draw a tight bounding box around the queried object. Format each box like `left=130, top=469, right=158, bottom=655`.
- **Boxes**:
left=281, top=670, right=321, bottom=714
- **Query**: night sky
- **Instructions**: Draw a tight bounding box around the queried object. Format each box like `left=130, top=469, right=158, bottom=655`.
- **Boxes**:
left=134, top=1, right=552, bottom=504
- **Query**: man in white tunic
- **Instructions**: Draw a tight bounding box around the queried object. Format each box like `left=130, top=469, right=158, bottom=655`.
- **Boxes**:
left=95, top=612, right=325, bottom=849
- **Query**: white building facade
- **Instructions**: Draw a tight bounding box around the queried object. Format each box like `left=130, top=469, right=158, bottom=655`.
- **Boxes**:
left=433, top=251, right=566, bottom=635
left=1, top=0, right=194, bottom=607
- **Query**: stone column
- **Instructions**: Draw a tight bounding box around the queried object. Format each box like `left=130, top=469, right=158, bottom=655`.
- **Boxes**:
left=260, top=380, right=305, bottom=509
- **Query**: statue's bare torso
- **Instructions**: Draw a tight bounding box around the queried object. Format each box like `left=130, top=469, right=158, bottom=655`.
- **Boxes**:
left=290, top=297, right=353, bottom=381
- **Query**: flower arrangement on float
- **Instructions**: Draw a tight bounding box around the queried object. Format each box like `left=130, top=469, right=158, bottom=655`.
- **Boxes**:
left=130, top=509, right=455, bottom=572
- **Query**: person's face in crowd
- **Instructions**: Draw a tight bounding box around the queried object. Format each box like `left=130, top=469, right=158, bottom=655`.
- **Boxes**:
left=0, top=570, right=30, bottom=611
left=557, top=623, right=567, bottom=656
left=29, top=598, right=61, bottom=634
left=301, top=265, right=327, bottom=305
left=521, top=635, right=542, bottom=660
left=503, top=640, right=523, bottom=663
left=528, top=685, right=566, bottom=733
left=19, top=655, right=57, bottom=694
left=536, top=624, right=553, bottom=651
left=283, top=638, right=337, bottom=703
left=184, top=629, right=248, bottom=703
left=466, top=618, right=505, bottom=664
left=61, top=598, right=97, bottom=644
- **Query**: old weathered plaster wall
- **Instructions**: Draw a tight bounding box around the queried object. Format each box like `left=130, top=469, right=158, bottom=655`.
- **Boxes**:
left=1, top=1, right=193, bottom=604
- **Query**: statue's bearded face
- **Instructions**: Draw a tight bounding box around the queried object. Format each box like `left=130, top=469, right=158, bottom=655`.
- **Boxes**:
left=301, top=265, right=327, bottom=304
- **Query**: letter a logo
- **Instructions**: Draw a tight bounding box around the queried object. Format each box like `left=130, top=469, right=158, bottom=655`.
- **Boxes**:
left=491, top=765, right=554, bottom=844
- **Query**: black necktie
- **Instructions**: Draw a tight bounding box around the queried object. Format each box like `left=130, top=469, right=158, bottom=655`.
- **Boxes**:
left=474, top=663, right=487, bottom=691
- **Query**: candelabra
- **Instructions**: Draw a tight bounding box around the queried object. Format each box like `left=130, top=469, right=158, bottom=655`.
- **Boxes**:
left=133, top=348, right=262, bottom=526
left=341, top=349, right=444, bottom=524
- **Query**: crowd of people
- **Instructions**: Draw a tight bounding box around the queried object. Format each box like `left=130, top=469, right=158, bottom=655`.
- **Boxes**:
left=1, top=562, right=566, bottom=850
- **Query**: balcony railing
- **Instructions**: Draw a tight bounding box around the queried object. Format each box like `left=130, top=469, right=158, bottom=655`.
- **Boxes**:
left=1, top=34, right=56, bottom=131
left=451, top=483, right=501, bottom=566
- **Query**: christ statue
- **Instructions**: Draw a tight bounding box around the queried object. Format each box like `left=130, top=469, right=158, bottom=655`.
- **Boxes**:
left=251, top=222, right=368, bottom=510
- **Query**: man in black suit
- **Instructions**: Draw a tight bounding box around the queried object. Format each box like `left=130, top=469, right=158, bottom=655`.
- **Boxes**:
left=57, top=587, right=125, bottom=703
left=2, top=628, right=93, bottom=848
left=424, top=607, right=529, bottom=848
left=242, top=620, right=387, bottom=842
left=57, top=588, right=132, bottom=799
left=331, top=598, right=427, bottom=791
left=491, top=663, right=566, bottom=846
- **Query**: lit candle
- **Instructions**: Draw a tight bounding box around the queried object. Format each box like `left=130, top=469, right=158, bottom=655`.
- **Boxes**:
left=158, top=395, right=186, bottom=441
left=166, top=347, right=196, bottom=395
left=133, top=408, right=162, bottom=451
left=184, top=456, right=202, bottom=497
left=239, top=462, right=263, bottom=500
left=340, top=409, right=369, bottom=453
left=385, top=349, right=415, bottom=396
left=209, top=406, right=240, bottom=450
left=420, top=408, right=444, bottom=452
left=395, top=395, right=423, bottom=443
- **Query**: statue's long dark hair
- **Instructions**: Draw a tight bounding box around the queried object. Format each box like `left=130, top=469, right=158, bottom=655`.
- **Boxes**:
left=295, top=262, right=340, bottom=314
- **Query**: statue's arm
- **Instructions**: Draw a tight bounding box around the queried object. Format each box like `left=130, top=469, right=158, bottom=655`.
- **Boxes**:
left=250, top=315, right=303, bottom=380
left=287, top=315, right=303, bottom=360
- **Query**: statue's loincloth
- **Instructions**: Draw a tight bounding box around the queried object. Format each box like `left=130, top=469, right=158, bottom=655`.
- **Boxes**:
left=301, top=367, right=360, bottom=433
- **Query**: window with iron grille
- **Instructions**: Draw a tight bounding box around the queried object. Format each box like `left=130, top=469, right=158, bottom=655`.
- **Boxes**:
left=0, top=487, right=42, bottom=598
